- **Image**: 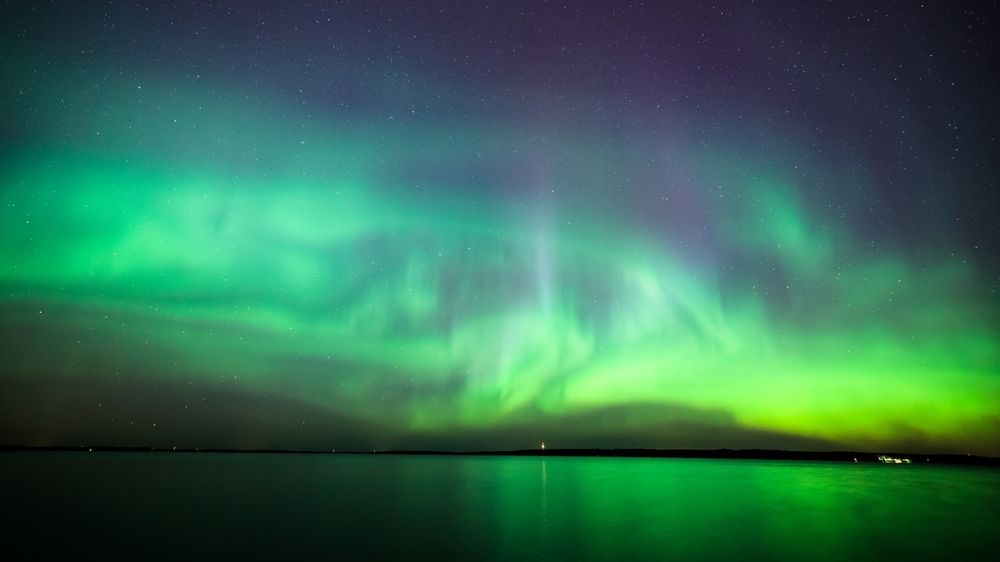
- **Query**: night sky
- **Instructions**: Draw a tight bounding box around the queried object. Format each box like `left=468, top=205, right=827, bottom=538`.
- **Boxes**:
left=1, top=1, right=997, bottom=454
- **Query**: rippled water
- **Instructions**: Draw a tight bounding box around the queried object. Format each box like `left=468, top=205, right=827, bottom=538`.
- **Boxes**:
left=3, top=453, right=997, bottom=560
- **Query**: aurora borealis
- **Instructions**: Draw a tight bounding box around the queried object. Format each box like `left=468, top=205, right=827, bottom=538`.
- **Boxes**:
left=1, top=1, right=997, bottom=454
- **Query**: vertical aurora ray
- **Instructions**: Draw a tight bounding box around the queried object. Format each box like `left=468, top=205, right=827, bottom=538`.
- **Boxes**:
left=1, top=1, right=997, bottom=453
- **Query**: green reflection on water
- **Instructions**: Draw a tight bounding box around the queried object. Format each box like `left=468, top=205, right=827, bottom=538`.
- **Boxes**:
left=2, top=454, right=997, bottom=560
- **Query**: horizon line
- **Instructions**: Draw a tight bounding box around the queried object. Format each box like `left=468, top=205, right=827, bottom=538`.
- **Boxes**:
left=2, top=444, right=996, bottom=465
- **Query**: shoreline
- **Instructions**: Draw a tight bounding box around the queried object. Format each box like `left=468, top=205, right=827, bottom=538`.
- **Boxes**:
left=2, top=444, right=996, bottom=465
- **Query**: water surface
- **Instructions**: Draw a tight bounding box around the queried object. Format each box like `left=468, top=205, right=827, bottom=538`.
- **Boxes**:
left=2, top=453, right=997, bottom=560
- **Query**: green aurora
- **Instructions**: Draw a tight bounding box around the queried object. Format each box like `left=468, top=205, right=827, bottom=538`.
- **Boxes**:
left=1, top=4, right=998, bottom=454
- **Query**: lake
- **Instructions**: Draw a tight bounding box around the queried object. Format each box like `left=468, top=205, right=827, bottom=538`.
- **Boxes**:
left=2, top=453, right=997, bottom=560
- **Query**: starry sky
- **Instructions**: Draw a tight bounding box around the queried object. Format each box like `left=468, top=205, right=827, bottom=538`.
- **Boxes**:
left=1, top=1, right=998, bottom=454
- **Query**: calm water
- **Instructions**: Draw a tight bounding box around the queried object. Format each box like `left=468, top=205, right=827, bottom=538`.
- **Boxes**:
left=2, top=453, right=998, bottom=560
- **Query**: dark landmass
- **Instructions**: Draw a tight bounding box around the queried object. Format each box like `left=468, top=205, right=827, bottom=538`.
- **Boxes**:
left=383, top=448, right=1000, bottom=465
left=1, top=444, right=997, bottom=465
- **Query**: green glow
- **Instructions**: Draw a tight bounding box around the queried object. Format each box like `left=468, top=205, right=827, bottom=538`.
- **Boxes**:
left=1, top=53, right=997, bottom=454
